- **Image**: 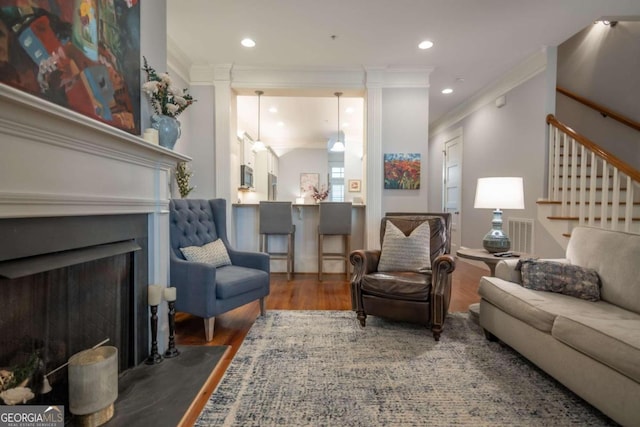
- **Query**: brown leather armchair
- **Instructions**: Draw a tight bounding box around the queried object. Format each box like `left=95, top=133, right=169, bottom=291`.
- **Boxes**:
left=350, top=213, right=455, bottom=341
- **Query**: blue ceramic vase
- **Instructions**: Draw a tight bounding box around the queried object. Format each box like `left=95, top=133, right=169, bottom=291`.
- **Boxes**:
left=151, top=114, right=181, bottom=150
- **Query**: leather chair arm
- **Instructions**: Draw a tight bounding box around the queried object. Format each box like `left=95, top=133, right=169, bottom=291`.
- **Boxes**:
left=228, top=249, right=270, bottom=273
left=430, top=254, right=456, bottom=331
left=170, top=257, right=217, bottom=318
left=350, top=249, right=381, bottom=278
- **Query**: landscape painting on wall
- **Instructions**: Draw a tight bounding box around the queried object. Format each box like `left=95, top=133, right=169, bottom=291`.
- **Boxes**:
left=384, top=153, right=421, bottom=189
left=0, top=0, right=141, bottom=134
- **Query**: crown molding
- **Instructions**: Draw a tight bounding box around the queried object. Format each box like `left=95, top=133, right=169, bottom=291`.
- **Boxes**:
left=166, top=37, right=192, bottom=83
left=429, top=49, right=547, bottom=137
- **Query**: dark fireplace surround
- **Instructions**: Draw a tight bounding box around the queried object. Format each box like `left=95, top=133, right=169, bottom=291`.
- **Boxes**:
left=0, top=214, right=149, bottom=401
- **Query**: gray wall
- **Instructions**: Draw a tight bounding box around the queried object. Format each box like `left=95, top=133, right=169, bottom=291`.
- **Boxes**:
left=177, top=84, right=216, bottom=199
left=429, top=73, right=565, bottom=258
left=556, top=21, right=640, bottom=169
left=381, top=88, right=430, bottom=213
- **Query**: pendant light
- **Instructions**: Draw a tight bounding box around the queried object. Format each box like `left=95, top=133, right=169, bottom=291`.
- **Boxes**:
left=330, top=92, right=345, bottom=152
left=253, top=90, right=266, bottom=151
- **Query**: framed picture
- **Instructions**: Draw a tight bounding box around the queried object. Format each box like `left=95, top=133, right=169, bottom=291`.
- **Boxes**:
left=300, top=173, right=319, bottom=193
left=348, top=179, right=361, bottom=192
left=0, top=2, right=141, bottom=134
left=384, top=153, right=421, bottom=189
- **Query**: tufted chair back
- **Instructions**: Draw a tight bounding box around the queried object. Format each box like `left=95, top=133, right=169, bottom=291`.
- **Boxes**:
left=170, top=199, right=227, bottom=260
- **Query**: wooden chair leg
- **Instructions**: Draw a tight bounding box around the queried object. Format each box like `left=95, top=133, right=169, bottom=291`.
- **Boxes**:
left=287, top=233, right=293, bottom=281
left=318, top=234, right=323, bottom=281
left=204, top=317, right=215, bottom=342
left=345, top=235, right=351, bottom=280
left=259, top=297, right=266, bottom=316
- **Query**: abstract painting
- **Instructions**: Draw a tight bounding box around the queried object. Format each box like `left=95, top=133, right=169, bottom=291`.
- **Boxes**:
left=0, top=0, right=141, bottom=134
left=384, top=153, right=421, bottom=189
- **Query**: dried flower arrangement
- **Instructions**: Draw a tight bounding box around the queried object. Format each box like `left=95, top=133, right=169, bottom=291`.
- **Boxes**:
left=176, top=162, right=195, bottom=198
left=142, top=57, right=196, bottom=118
left=312, top=185, right=330, bottom=202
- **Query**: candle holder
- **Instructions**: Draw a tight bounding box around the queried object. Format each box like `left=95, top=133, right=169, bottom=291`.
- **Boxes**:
left=145, top=304, right=163, bottom=365
left=164, top=300, right=180, bottom=358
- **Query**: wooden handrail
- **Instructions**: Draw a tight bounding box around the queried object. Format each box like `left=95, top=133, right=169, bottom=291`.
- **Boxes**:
left=546, top=114, right=640, bottom=183
left=556, top=86, right=640, bottom=133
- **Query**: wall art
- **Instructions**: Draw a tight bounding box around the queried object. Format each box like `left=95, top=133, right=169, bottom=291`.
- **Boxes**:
left=348, top=179, right=361, bottom=192
left=384, top=153, right=421, bottom=189
left=0, top=1, right=141, bottom=134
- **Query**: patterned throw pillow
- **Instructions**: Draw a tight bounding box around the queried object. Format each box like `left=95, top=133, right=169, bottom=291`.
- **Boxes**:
left=378, top=220, right=431, bottom=273
left=180, top=239, right=232, bottom=268
left=516, top=258, right=601, bottom=301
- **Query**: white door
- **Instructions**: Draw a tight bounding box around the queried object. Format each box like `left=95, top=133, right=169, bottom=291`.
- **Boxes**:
left=443, top=131, right=463, bottom=253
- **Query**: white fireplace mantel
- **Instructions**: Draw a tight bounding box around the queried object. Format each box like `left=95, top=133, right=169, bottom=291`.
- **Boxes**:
left=0, top=84, right=189, bottom=219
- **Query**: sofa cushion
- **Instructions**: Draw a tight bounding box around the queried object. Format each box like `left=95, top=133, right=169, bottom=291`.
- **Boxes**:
left=215, top=265, right=269, bottom=299
left=361, top=272, right=431, bottom=301
left=479, top=276, right=608, bottom=333
left=517, top=259, right=601, bottom=301
left=566, top=227, right=640, bottom=313
left=378, top=220, right=431, bottom=272
left=552, top=308, right=640, bottom=383
left=180, top=239, right=231, bottom=268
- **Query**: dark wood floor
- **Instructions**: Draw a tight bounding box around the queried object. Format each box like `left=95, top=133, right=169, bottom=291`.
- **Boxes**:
left=175, top=259, right=487, bottom=426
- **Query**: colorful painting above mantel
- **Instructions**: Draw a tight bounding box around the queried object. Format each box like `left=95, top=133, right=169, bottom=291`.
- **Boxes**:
left=384, top=153, right=421, bottom=189
left=0, top=0, right=141, bottom=134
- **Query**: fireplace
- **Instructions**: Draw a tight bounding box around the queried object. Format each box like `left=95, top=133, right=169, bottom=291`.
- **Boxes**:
left=0, top=214, right=149, bottom=405
left=0, top=83, right=190, bottom=411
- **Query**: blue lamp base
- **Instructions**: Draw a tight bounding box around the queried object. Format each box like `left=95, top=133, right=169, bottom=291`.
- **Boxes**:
left=482, top=209, right=511, bottom=253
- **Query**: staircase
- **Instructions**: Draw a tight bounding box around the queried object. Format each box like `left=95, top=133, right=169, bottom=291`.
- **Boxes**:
left=537, top=114, right=640, bottom=250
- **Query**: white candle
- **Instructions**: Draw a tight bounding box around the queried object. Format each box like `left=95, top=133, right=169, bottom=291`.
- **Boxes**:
left=163, top=287, right=177, bottom=302
left=148, top=285, right=163, bottom=306
left=143, top=128, right=159, bottom=145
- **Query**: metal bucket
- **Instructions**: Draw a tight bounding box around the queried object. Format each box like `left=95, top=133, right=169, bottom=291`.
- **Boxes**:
left=68, top=346, right=118, bottom=416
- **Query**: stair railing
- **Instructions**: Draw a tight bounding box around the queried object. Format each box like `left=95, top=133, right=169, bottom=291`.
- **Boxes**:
left=546, top=114, right=640, bottom=233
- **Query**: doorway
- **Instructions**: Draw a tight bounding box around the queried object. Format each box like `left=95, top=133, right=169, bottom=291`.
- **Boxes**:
left=442, top=129, right=463, bottom=253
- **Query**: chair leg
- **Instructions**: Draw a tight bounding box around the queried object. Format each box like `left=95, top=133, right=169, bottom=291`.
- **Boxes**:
left=318, top=234, right=323, bottom=281
left=345, top=235, right=351, bottom=280
left=356, top=310, right=367, bottom=327
left=287, top=233, right=293, bottom=281
left=204, top=317, right=215, bottom=342
left=259, top=297, right=266, bottom=316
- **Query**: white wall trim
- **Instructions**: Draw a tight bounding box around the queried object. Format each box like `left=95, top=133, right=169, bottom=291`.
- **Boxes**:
left=167, top=36, right=192, bottom=83
left=430, top=49, right=548, bottom=137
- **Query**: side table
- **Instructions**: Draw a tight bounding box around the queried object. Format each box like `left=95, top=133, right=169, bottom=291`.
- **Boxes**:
left=455, top=247, right=523, bottom=324
left=455, top=247, right=520, bottom=276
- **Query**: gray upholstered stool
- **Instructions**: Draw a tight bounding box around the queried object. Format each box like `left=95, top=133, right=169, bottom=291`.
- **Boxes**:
left=259, top=201, right=295, bottom=280
left=318, top=202, right=352, bottom=281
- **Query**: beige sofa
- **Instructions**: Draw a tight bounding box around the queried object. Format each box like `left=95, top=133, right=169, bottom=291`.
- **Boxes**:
left=478, top=226, right=640, bottom=426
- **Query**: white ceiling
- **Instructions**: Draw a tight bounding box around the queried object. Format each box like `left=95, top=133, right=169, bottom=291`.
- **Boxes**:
left=166, top=0, right=640, bottom=153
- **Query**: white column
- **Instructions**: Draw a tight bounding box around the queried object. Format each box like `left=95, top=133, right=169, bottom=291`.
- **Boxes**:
left=365, top=68, right=384, bottom=250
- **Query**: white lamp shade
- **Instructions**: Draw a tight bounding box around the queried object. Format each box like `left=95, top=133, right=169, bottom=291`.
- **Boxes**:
left=474, top=177, right=525, bottom=210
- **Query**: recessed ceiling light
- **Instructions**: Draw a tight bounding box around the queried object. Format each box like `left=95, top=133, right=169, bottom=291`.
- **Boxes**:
left=441, top=88, right=453, bottom=94
left=418, top=40, right=434, bottom=50
left=269, top=107, right=278, bottom=113
left=241, top=38, right=256, bottom=48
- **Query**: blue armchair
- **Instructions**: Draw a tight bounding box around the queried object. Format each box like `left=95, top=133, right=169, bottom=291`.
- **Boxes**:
left=169, top=199, right=270, bottom=341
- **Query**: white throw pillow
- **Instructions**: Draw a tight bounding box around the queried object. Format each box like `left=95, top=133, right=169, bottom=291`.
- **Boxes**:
left=378, top=220, right=431, bottom=272
left=180, top=239, right=231, bottom=268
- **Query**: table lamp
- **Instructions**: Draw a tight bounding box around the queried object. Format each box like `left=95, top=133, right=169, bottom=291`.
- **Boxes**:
left=473, top=177, right=525, bottom=253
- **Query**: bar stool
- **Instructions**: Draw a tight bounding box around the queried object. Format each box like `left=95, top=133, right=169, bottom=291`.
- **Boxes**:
left=318, top=202, right=352, bottom=281
left=259, top=201, right=295, bottom=280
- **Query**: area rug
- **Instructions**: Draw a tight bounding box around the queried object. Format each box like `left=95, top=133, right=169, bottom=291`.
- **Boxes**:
left=196, top=311, right=614, bottom=426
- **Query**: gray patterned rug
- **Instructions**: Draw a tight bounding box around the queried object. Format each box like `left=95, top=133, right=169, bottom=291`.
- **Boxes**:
left=196, top=311, right=614, bottom=426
